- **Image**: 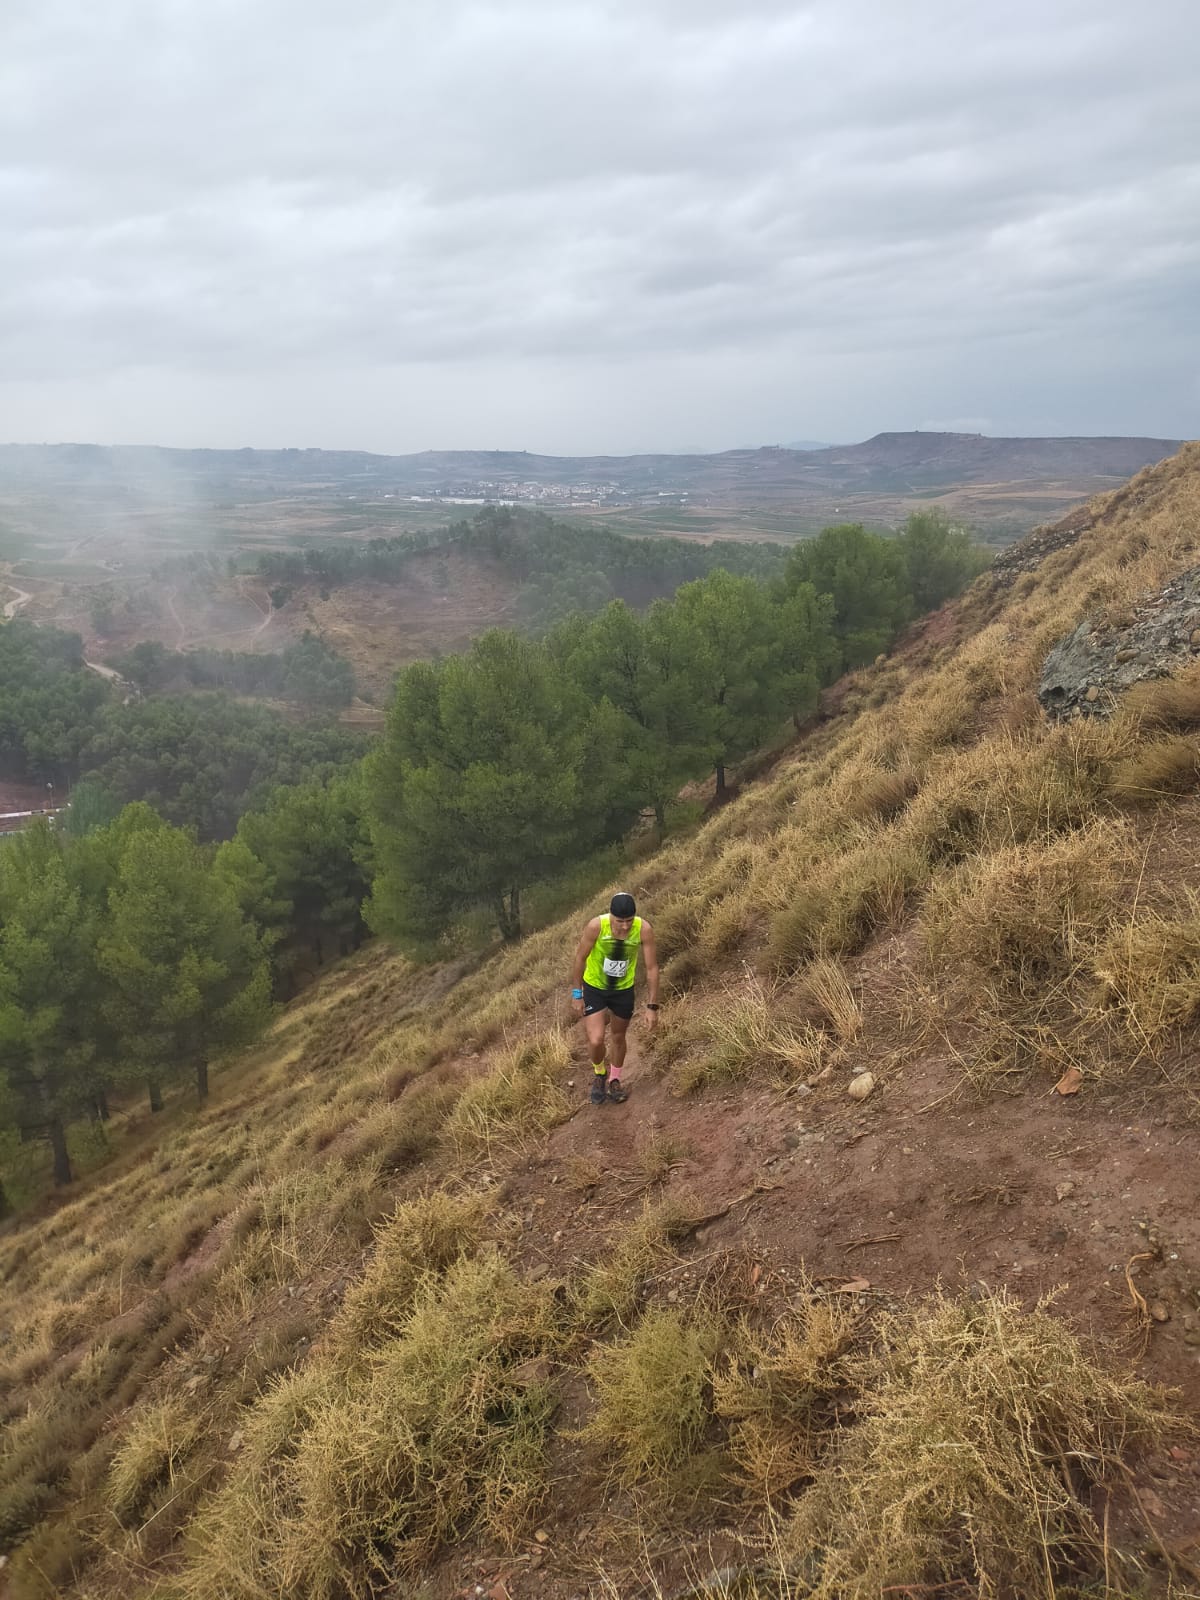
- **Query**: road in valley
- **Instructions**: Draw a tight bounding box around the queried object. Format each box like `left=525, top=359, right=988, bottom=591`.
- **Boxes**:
left=3, top=583, right=32, bottom=619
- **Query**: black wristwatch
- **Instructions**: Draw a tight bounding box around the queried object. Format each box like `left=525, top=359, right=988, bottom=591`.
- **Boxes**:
left=646, top=1002, right=660, bottom=1010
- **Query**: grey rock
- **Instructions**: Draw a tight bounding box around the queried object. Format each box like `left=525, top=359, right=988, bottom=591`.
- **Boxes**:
left=1039, top=566, right=1200, bottom=721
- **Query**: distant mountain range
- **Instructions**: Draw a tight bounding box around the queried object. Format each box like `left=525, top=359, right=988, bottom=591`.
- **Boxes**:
left=0, top=431, right=1186, bottom=506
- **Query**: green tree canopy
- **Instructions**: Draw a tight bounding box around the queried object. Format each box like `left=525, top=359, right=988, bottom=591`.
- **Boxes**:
left=781, top=522, right=912, bottom=670
left=663, top=570, right=836, bottom=797
left=0, top=823, right=103, bottom=1183
left=98, top=825, right=272, bottom=1105
left=366, top=630, right=634, bottom=946
left=897, top=508, right=989, bottom=612
left=230, top=772, right=372, bottom=984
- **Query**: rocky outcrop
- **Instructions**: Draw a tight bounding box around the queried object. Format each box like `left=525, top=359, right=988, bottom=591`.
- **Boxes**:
left=989, top=518, right=1091, bottom=589
left=1039, top=568, right=1200, bottom=719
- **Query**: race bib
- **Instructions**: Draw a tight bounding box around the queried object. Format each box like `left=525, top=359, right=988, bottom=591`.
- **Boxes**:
left=602, top=956, right=629, bottom=979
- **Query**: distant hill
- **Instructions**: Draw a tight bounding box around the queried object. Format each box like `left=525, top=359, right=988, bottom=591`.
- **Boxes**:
left=0, top=431, right=1185, bottom=504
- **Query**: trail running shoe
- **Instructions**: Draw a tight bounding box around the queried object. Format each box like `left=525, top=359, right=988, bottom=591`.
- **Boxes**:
left=607, top=1077, right=628, bottom=1104
left=590, top=1069, right=608, bottom=1105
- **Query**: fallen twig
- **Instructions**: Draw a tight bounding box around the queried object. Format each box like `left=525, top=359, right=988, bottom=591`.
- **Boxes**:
left=841, top=1232, right=902, bottom=1251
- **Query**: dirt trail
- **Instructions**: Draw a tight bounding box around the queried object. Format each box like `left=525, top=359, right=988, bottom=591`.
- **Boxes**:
left=2, top=582, right=32, bottom=619
left=165, top=588, right=187, bottom=648
left=245, top=584, right=274, bottom=638
left=482, top=1000, right=1200, bottom=1594
left=83, top=658, right=122, bottom=682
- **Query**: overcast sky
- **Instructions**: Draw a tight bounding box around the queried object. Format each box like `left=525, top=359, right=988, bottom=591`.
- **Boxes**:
left=2, top=0, right=1197, bottom=454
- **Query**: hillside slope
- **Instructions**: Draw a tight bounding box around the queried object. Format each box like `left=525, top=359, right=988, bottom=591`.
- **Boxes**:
left=4, top=446, right=1200, bottom=1597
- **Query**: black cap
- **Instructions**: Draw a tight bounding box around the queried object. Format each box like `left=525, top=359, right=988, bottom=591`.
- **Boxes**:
left=610, top=892, right=636, bottom=917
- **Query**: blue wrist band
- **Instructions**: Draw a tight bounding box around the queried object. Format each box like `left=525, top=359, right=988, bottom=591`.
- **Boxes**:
left=571, top=988, right=583, bottom=1000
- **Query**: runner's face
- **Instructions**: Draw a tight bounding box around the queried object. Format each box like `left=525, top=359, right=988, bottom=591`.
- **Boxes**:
left=610, top=914, right=634, bottom=937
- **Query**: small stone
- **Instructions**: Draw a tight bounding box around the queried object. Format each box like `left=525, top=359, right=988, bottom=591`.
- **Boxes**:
left=227, top=1430, right=244, bottom=1453
left=510, top=1356, right=552, bottom=1385
left=1085, top=685, right=1099, bottom=703
left=1149, top=1301, right=1170, bottom=1324
left=847, top=1071, right=875, bottom=1102
left=1115, top=648, right=1139, bottom=663
left=1055, top=1181, right=1075, bottom=1202
left=1191, top=629, right=1200, bottom=648
left=534, top=1529, right=550, bottom=1545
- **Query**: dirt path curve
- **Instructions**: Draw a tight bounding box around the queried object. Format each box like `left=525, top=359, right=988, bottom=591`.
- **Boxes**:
left=165, top=588, right=187, bottom=649
left=2, top=582, right=32, bottom=619
left=246, top=584, right=274, bottom=639
left=83, top=658, right=122, bottom=682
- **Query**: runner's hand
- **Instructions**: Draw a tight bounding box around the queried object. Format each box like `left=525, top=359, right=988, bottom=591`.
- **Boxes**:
left=644, top=1006, right=659, bottom=1032
left=571, top=997, right=585, bottom=1018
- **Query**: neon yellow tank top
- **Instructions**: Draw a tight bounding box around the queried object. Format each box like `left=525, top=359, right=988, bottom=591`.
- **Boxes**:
left=583, top=914, right=642, bottom=991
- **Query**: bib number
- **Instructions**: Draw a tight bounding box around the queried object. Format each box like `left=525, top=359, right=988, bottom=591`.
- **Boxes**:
left=602, top=957, right=629, bottom=979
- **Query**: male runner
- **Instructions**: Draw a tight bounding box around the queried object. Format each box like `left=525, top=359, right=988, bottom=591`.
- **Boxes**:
left=569, top=891, right=659, bottom=1104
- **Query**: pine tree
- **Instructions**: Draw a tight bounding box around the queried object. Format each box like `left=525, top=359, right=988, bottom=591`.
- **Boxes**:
left=664, top=570, right=836, bottom=799
left=0, top=824, right=103, bottom=1184
left=367, top=631, right=630, bottom=947
left=99, top=826, right=272, bottom=1106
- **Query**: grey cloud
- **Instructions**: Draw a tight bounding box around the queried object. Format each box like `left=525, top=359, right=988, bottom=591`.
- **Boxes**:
left=1, top=0, right=1197, bottom=448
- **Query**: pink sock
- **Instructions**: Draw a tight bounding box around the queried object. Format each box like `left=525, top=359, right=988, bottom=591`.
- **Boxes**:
left=608, top=1063, right=622, bottom=1082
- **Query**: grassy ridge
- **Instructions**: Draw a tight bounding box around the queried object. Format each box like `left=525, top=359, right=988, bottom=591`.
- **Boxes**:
left=3, top=444, right=1200, bottom=1596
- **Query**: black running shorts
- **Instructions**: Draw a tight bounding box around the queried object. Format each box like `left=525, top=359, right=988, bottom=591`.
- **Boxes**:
left=582, top=982, right=635, bottom=1020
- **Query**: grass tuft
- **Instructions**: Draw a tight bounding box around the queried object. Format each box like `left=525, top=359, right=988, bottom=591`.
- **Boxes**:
left=105, top=1399, right=203, bottom=1525
left=783, top=1290, right=1180, bottom=1598
left=920, top=823, right=1127, bottom=997
left=1107, top=733, right=1200, bottom=806
left=328, top=1188, right=491, bottom=1362
left=182, top=1253, right=562, bottom=1598
left=575, top=1195, right=698, bottom=1327
left=1092, top=894, right=1200, bottom=1045
left=443, top=1030, right=571, bottom=1160
left=580, top=1308, right=724, bottom=1495
left=664, top=976, right=828, bottom=1095
left=713, top=1295, right=861, bottom=1504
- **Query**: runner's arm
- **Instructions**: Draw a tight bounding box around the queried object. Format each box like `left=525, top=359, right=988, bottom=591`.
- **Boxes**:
left=640, top=922, right=660, bottom=1006
left=570, top=918, right=602, bottom=992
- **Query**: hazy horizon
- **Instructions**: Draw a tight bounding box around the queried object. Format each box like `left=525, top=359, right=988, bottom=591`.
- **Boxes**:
left=0, top=426, right=1191, bottom=461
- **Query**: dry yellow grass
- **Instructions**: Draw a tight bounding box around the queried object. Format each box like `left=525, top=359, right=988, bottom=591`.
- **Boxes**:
left=6, top=444, right=1200, bottom=1598
left=783, top=1291, right=1180, bottom=1599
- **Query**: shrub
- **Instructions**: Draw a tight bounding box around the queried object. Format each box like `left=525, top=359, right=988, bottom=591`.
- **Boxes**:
left=182, top=1254, right=562, bottom=1597
left=713, top=1296, right=860, bottom=1504
left=580, top=1309, right=723, bottom=1493
left=784, top=1291, right=1178, bottom=1598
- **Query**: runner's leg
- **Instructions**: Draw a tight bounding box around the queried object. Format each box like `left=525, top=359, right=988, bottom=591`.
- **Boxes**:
left=585, top=1008, right=609, bottom=1101
left=585, top=1010, right=607, bottom=1070
left=608, top=1014, right=630, bottom=1075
